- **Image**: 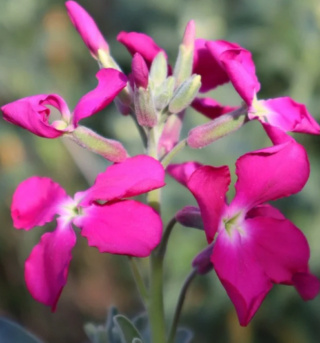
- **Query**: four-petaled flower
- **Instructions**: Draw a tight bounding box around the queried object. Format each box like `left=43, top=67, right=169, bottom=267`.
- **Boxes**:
left=12, top=155, right=165, bottom=310
left=168, top=138, right=320, bottom=325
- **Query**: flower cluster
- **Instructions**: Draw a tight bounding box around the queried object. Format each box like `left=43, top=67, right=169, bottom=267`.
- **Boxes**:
left=1, top=0, right=320, bottom=340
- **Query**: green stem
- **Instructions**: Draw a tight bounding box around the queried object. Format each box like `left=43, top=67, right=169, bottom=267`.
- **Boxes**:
left=167, top=269, right=198, bottom=343
left=160, top=139, right=187, bottom=169
left=128, top=257, right=149, bottom=304
left=148, top=252, right=166, bottom=343
left=130, top=112, right=148, bottom=149
left=157, top=217, right=177, bottom=258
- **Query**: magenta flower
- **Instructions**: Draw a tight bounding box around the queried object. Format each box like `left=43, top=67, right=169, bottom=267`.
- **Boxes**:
left=12, top=155, right=165, bottom=310
left=1, top=68, right=127, bottom=138
left=168, top=140, right=320, bottom=325
left=65, top=1, right=109, bottom=59
left=205, top=40, right=320, bottom=135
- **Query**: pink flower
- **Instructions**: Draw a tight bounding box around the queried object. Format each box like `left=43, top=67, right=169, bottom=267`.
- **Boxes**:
left=12, top=155, right=165, bottom=310
left=205, top=40, right=320, bottom=135
left=168, top=140, right=320, bottom=325
left=65, top=1, right=109, bottom=59
left=1, top=69, right=127, bottom=138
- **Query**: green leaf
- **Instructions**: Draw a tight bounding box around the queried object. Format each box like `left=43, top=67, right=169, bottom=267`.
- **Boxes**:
left=113, top=315, right=143, bottom=343
left=0, top=317, right=43, bottom=343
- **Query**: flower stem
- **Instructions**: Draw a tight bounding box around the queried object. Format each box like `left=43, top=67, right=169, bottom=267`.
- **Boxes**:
left=160, top=139, right=187, bottom=169
left=128, top=257, right=149, bottom=304
left=157, top=217, right=177, bottom=258
left=167, top=269, right=198, bottom=343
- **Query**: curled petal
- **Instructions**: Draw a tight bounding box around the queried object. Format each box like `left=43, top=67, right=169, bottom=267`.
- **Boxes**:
left=65, top=1, right=109, bottom=58
left=12, top=177, right=69, bottom=230
left=167, top=161, right=202, bottom=187
left=25, top=220, right=76, bottom=310
left=81, top=155, right=165, bottom=205
left=117, top=31, right=167, bottom=67
left=73, top=68, right=128, bottom=125
left=188, top=165, right=231, bottom=242
left=232, top=140, right=310, bottom=210
left=292, top=272, right=320, bottom=300
left=193, top=39, right=229, bottom=93
left=75, top=200, right=162, bottom=257
left=1, top=94, right=71, bottom=138
left=192, top=97, right=238, bottom=120
left=251, top=97, right=320, bottom=134
left=206, top=40, right=260, bottom=104
left=246, top=204, right=286, bottom=220
left=212, top=228, right=272, bottom=326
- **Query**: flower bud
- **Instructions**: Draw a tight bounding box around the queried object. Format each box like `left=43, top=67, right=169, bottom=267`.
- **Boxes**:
left=132, top=53, right=149, bottom=89
left=149, top=52, right=168, bottom=87
left=168, top=74, right=201, bottom=114
left=134, top=87, right=157, bottom=127
left=175, top=206, right=204, bottom=230
left=187, top=106, right=248, bottom=148
left=70, top=126, right=128, bottom=162
left=192, top=244, right=214, bottom=275
left=173, top=20, right=196, bottom=86
left=153, top=76, right=175, bottom=111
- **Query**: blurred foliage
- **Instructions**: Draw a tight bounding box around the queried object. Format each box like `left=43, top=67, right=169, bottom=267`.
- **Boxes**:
left=1, top=0, right=320, bottom=342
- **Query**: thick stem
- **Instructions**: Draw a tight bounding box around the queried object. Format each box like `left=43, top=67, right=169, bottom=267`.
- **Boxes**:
left=148, top=252, right=166, bottom=343
left=167, top=269, right=198, bottom=343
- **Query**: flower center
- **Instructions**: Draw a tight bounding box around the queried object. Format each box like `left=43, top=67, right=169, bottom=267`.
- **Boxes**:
left=249, top=96, right=270, bottom=123
left=222, top=211, right=244, bottom=237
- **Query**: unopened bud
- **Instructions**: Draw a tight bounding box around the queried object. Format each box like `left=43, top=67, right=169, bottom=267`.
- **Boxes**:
left=192, top=244, right=214, bottom=275
left=134, top=87, right=158, bottom=127
left=132, top=53, right=149, bottom=89
left=173, top=20, right=196, bottom=86
left=149, top=52, right=168, bottom=87
left=153, top=76, right=175, bottom=111
left=175, top=206, right=204, bottom=230
left=70, top=126, right=128, bottom=162
left=187, top=106, right=248, bottom=148
left=169, top=74, right=201, bottom=114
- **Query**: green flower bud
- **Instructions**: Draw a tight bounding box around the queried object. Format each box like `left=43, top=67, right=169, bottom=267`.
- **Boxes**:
left=168, top=74, right=201, bottom=114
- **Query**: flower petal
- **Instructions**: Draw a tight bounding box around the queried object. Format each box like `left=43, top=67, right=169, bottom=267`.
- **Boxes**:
left=25, top=219, right=76, bottom=310
left=117, top=31, right=167, bottom=67
left=292, top=272, right=320, bottom=300
left=65, top=1, right=109, bottom=58
left=191, top=97, right=238, bottom=120
left=251, top=97, right=320, bottom=134
left=245, top=216, right=315, bottom=285
left=212, top=228, right=272, bottom=326
left=231, top=140, right=310, bottom=210
left=75, top=200, right=162, bottom=257
left=11, top=177, right=69, bottom=230
left=206, top=40, right=260, bottom=104
left=187, top=165, right=231, bottom=242
left=73, top=68, right=128, bottom=125
left=81, top=155, right=165, bottom=204
left=193, top=39, right=229, bottom=93
left=167, top=161, right=203, bottom=187
left=1, top=94, right=71, bottom=138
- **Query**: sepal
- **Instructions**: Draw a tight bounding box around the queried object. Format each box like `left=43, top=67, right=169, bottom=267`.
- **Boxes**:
left=69, top=126, right=128, bottom=162
left=187, top=106, right=247, bottom=148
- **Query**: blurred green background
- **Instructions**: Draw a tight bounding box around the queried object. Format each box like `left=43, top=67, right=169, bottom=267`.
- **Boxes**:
left=1, top=0, right=320, bottom=342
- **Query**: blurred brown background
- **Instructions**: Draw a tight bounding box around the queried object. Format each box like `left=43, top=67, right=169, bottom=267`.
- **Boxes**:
left=1, top=0, right=320, bottom=342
